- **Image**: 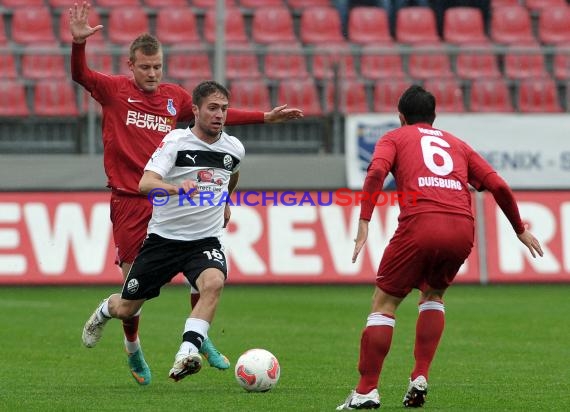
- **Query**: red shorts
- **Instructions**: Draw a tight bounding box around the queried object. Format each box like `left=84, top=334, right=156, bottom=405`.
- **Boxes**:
left=110, top=191, right=153, bottom=266
left=376, top=212, right=474, bottom=298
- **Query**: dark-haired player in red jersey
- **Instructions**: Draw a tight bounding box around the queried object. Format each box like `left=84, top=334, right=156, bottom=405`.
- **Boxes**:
left=337, top=85, right=543, bottom=410
left=70, top=2, right=303, bottom=386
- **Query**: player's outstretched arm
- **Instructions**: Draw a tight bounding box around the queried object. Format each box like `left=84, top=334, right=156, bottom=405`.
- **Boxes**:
left=517, top=229, right=544, bottom=258
left=264, top=104, right=304, bottom=123
left=69, top=2, right=103, bottom=43
left=352, top=219, right=369, bottom=263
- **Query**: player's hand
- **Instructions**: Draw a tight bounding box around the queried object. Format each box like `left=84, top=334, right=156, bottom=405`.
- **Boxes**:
left=517, top=229, right=544, bottom=258
left=179, top=179, right=199, bottom=197
left=352, top=219, right=369, bottom=263
left=69, top=2, right=103, bottom=43
left=264, top=104, right=304, bottom=123
left=223, top=203, right=231, bottom=228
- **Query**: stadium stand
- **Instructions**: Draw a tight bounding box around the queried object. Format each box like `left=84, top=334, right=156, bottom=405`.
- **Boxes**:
left=0, top=0, right=568, bottom=155
left=396, top=7, right=440, bottom=44
left=348, top=7, right=393, bottom=45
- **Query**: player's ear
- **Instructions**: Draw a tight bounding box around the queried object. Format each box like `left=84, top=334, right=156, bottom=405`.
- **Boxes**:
left=398, top=112, right=406, bottom=126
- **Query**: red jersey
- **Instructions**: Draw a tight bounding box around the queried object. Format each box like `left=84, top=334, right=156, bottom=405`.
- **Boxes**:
left=361, top=123, right=497, bottom=222
left=71, top=42, right=264, bottom=195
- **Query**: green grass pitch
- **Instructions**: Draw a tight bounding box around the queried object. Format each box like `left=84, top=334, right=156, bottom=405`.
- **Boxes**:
left=0, top=284, right=567, bottom=411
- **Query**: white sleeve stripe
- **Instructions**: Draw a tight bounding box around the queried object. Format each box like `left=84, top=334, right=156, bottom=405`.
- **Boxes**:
left=419, top=301, right=445, bottom=313
left=366, top=312, right=395, bottom=328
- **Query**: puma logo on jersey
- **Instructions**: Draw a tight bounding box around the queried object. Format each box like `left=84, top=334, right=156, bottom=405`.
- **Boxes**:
left=186, top=154, right=197, bottom=164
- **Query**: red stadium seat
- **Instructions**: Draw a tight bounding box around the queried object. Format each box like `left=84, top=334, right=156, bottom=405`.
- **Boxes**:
left=142, top=0, right=188, bottom=6
left=226, top=45, right=261, bottom=79
left=11, top=7, right=57, bottom=46
left=444, top=7, right=490, bottom=45
left=504, top=45, right=549, bottom=80
left=59, top=8, right=104, bottom=44
left=34, top=80, right=79, bottom=116
left=263, top=43, right=309, bottom=80
left=166, top=47, right=212, bottom=80
left=107, top=7, right=149, bottom=46
left=311, top=43, right=357, bottom=80
left=491, top=0, right=519, bottom=7
left=240, top=0, right=285, bottom=7
left=538, top=6, right=570, bottom=45
left=360, top=45, right=406, bottom=80
left=525, top=0, right=567, bottom=12
left=181, top=78, right=206, bottom=96
left=0, top=81, right=29, bottom=116
left=288, top=0, right=331, bottom=8
left=93, top=0, right=141, bottom=6
left=469, top=79, right=514, bottom=112
left=424, top=79, right=465, bottom=113
left=553, top=46, right=570, bottom=80
left=204, top=8, right=248, bottom=44
left=0, top=13, right=7, bottom=44
left=21, top=46, right=67, bottom=80
left=325, top=79, right=370, bottom=114
left=229, top=80, right=272, bottom=111
left=300, top=6, right=346, bottom=44
left=348, top=7, right=393, bottom=45
left=373, top=79, right=410, bottom=112
left=455, top=47, right=501, bottom=80
left=277, top=78, right=322, bottom=116
left=407, top=46, right=454, bottom=80
left=491, top=6, right=536, bottom=45
left=156, top=8, right=200, bottom=46
left=252, top=6, right=297, bottom=44
left=86, top=47, right=115, bottom=73
left=396, top=7, right=440, bottom=44
left=1, top=0, right=44, bottom=6
left=517, top=78, right=563, bottom=113
left=192, top=0, right=236, bottom=9
left=0, top=52, right=18, bottom=78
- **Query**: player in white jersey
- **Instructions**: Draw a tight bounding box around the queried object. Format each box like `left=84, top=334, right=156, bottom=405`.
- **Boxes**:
left=81, top=81, right=241, bottom=382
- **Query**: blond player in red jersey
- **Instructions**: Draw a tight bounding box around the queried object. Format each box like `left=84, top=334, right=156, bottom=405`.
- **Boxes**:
left=70, top=2, right=303, bottom=386
left=337, top=85, right=543, bottom=410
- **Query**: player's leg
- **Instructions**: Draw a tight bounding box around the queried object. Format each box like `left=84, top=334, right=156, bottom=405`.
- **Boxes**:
left=403, top=288, right=445, bottom=408
left=190, top=284, right=229, bottom=369
left=170, top=267, right=226, bottom=381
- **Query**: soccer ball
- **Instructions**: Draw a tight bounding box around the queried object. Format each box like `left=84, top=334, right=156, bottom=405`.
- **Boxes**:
left=234, top=348, right=280, bottom=392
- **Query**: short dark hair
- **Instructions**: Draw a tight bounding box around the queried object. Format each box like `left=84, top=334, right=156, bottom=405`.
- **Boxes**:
left=397, top=85, right=436, bottom=125
left=192, top=81, right=230, bottom=107
left=129, top=34, right=162, bottom=62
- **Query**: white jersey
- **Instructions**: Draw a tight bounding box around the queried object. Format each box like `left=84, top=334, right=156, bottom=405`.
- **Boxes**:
left=144, top=127, right=244, bottom=241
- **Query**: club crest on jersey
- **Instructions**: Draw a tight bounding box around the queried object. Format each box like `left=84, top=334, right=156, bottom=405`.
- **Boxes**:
left=166, top=99, right=177, bottom=116
left=223, top=155, right=233, bottom=170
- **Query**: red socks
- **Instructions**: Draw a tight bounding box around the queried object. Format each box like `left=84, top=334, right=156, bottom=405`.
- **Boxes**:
left=122, top=315, right=140, bottom=342
left=411, top=301, right=445, bottom=381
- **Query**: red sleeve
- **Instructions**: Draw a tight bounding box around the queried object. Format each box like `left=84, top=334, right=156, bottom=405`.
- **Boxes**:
left=226, top=108, right=264, bottom=125
left=466, top=145, right=495, bottom=191
left=482, top=172, right=525, bottom=234
left=71, top=42, right=96, bottom=89
left=360, top=135, right=397, bottom=221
